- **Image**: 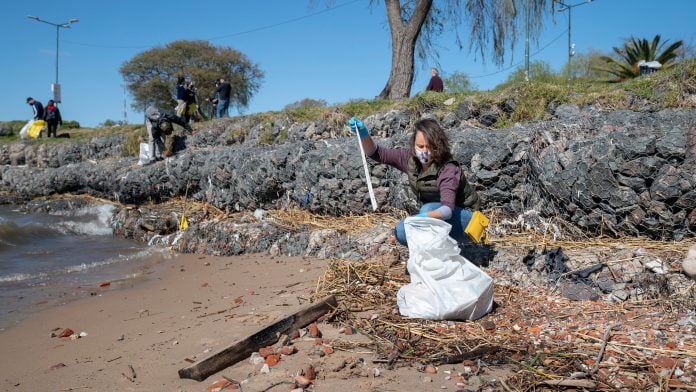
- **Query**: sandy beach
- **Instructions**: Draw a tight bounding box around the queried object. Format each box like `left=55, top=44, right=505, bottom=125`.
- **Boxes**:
left=0, top=252, right=472, bottom=392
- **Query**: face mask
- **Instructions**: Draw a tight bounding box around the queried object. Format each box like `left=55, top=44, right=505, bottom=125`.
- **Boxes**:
left=415, top=147, right=431, bottom=164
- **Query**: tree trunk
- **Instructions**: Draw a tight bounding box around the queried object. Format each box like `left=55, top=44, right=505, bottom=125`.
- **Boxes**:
left=378, top=0, right=433, bottom=100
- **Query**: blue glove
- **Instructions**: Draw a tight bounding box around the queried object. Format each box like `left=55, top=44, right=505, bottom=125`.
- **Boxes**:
left=415, top=212, right=429, bottom=218
left=348, top=117, right=369, bottom=139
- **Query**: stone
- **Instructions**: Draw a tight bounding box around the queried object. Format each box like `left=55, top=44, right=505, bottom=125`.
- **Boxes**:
left=307, top=322, right=321, bottom=338
left=305, top=364, right=316, bottom=380
left=425, top=365, right=437, bottom=374
left=58, top=328, right=74, bottom=338
left=478, top=111, right=499, bottom=127
left=683, top=245, right=696, bottom=279
left=280, top=345, right=296, bottom=355
left=612, top=289, right=629, bottom=301
left=554, top=104, right=581, bottom=120
left=422, top=376, right=433, bottom=383
left=260, top=363, right=270, bottom=374
left=295, top=375, right=312, bottom=388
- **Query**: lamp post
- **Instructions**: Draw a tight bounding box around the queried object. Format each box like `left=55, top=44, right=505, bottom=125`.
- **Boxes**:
left=554, top=0, right=594, bottom=81
left=27, top=16, right=79, bottom=102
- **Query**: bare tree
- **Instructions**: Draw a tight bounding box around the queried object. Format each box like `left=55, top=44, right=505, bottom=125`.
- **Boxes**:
left=367, top=0, right=552, bottom=99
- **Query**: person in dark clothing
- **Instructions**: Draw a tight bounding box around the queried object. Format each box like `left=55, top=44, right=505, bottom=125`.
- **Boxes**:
left=26, top=97, right=44, bottom=120
left=349, top=116, right=481, bottom=247
left=144, top=106, right=192, bottom=164
left=213, top=78, right=231, bottom=118
left=175, top=76, right=187, bottom=117
left=183, top=81, right=198, bottom=123
left=425, top=68, right=444, bottom=92
left=44, top=100, right=63, bottom=138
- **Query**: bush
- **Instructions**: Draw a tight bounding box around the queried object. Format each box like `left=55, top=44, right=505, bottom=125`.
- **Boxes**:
left=284, top=98, right=327, bottom=110
left=62, top=120, right=81, bottom=129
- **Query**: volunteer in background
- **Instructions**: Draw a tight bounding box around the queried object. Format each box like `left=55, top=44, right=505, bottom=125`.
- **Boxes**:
left=425, top=68, right=444, bottom=92
left=26, top=97, right=45, bottom=138
left=44, top=100, right=63, bottom=138
left=144, top=106, right=192, bottom=164
left=175, top=76, right=187, bottom=117
left=349, top=117, right=481, bottom=246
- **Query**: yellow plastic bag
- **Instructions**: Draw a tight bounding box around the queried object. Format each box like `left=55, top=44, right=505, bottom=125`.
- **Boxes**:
left=28, top=120, right=45, bottom=139
left=464, top=210, right=489, bottom=244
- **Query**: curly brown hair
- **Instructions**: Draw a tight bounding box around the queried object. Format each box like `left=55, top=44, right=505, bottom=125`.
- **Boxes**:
left=409, top=118, right=452, bottom=164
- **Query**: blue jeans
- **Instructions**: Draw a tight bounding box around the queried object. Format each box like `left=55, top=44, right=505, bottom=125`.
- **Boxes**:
left=395, top=202, right=473, bottom=246
left=216, top=99, right=229, bottom=118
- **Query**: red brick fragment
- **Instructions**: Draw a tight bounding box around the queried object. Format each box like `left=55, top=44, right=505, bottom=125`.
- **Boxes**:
left=98, top=281, right=110, bottom=288
left=424, top=365, right=437, bottom=374
left=308, top=322, right=322, bottom=338
left=206, top=379, right=237, bottom=391
left=258, top=346, right=275, bottom=358
left=58, top=328, right=74, bottom=338
left=280, top=345, right=296, bottom=355
left=264, top=354, right=280, bottom=367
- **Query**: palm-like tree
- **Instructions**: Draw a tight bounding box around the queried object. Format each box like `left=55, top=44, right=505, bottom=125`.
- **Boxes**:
left=597, top=35, right=683, bottom=81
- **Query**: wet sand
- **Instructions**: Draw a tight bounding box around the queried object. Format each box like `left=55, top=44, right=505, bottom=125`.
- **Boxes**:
left=0, top=252, right=477, bottom=391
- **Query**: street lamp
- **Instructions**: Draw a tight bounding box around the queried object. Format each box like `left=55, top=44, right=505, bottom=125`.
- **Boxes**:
left=554, top=0, right=594, bottom=81
left=27, top=15, right=79, bottom=102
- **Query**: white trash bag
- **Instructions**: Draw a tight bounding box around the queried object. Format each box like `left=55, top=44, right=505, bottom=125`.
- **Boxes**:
left=396, top=217, right=494, bottom=321
left=19, top=120, right=33, bottom=140
left=137, top=142, right=150, bottom=165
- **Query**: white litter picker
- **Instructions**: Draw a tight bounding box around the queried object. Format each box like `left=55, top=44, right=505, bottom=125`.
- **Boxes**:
left=354, top=123, right=378, bottom=211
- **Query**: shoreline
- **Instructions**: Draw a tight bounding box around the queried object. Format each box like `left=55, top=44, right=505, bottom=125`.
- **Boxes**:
left=0, top=252, right=334, bottom=391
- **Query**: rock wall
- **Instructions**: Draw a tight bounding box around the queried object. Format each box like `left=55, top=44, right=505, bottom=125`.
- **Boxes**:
left=1, top=107, right=694, bottom=239
left=0, top=134, right=125, bottom=166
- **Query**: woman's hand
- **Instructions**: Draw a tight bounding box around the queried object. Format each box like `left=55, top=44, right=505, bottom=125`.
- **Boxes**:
left=348, top=117, right=369, bottom=139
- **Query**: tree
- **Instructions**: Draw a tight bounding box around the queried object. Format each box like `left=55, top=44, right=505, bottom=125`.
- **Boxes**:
left=497, top=60, right=559, bottom=88
left=442, top=71, right=476, bottom=93
left=369, top=0, right=552, bottom=99
left=597, top=35, right=683, bottom=81
left=560, top=49, right=607, bottom=81
left=284, top=98, right=328, bottom=110
left=120, top=40, right=264, bottom=114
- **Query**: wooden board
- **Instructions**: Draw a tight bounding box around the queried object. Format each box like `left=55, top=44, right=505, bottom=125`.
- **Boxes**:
left=178, top=295, right=337, bottom=381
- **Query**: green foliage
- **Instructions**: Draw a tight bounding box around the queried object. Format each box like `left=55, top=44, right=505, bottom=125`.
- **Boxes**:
left=284, top=106, right=328, bottom=123
left=284, top=98, right=327, bottom=110
left=339, top=99, right=399, bottom=119
left=120, top=40, right=264, bottom=114
left=123, top=127, right=148, bottom=156
left=98, top=119, right=128, bottom=128
left=560, top=50, right=609, bottom=80
left=257, top=128, right=275, bottom=145
left=497, top=60, right=562, bottom=89
left=62, top=120, right=81, bottom=129
left=0, top=120, right=27, bottom=136
left=597, top=35, right=684, bottom=81
left=443, top=71, right=477, bottom=93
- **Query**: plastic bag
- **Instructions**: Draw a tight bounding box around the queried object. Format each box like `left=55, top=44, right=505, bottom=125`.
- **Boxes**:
left=28, top=120, right=45, bottom=139
left=19, top=120, right=32, bottom=139
left=396, top=217, right=494, bottom=321
left=137, top=143, right=150, bottom=165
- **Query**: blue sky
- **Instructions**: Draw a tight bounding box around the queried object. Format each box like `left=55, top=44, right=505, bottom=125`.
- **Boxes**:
left=1, top=0, right=695, bottom=127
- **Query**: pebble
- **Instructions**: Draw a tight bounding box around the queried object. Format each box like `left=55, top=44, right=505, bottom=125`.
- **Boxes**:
left=425, top=365, right=437, bottom=374
left=260, top=364, right=270, bottom=374
left=373, top=368, right=381, bottom=377
left=116, top=335, right=125, bottom=341
left=422, top=376, right=433, bottom=383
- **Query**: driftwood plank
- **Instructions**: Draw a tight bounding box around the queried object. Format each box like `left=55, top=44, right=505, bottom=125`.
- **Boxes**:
left=178, top=295, right=337, bottom=381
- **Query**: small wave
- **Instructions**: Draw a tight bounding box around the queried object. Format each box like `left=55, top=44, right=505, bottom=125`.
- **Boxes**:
left=0, top=248, right=168, bottom=284
left=0, top=204, right=117, bottom=244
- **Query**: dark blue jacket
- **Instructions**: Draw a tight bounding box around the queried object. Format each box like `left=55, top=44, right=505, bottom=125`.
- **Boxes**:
left=32, top=101, right=44, bottom=120
left=176, top=84, right=186, bottom=100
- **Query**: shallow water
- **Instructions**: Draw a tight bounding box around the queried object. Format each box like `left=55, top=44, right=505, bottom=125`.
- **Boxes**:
left=0, top=204, right=169, bottom=328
